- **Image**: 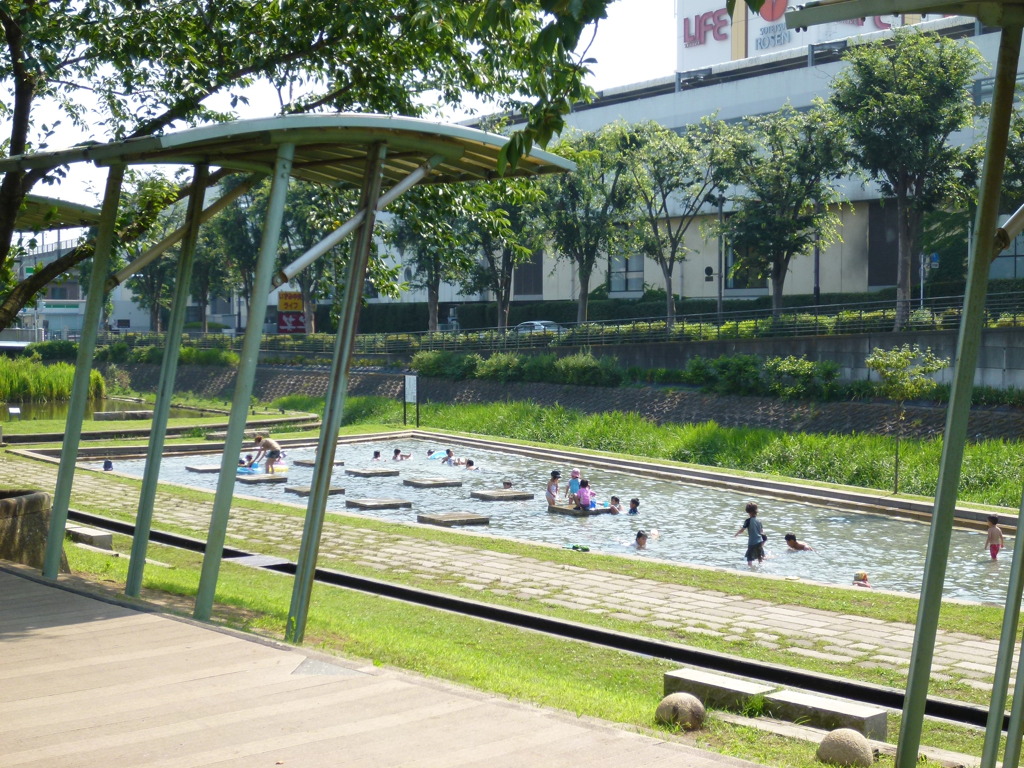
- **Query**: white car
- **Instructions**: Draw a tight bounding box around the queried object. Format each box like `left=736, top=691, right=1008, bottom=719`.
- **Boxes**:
left=513, top=320, right=566, bottom=334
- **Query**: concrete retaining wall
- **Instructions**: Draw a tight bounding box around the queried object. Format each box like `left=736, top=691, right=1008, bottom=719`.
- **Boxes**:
left=0, top=490, right=68, bottom=572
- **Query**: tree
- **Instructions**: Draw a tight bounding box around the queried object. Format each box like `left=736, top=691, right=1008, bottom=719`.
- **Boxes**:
left=865, top=343, right=949, bottom=493
left=611, top=117, right=734, bottom=326
left=386, top=186, right=479, bottom=332
left=459, top=179, right=547, bottom=330
left=719, top=103, right=848, bottom=315
left=190, top=228, right=232, bottom=334
left=0, top=0, right=617, bottom=331
left=207, top=177, right=267, bottom=328
left=542, top=128, right=631, bottom=323
left=830, top=30, right=984, bottom=329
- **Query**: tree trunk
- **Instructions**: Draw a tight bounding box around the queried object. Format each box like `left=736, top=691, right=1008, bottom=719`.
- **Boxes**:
left=661, top=261, right=676, bottom=330
left=771, top=260, right=786, bottom=317
left=427, top=282, right=439, bottom=331
left=497, top=246, right=513, bottom=331
left=894, top=193, right=915, bottom=331
left=200, top=300, right=208, bottom=333
left=576, top=268, right=591, bottom=323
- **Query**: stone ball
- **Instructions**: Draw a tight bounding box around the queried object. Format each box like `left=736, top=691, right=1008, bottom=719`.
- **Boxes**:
left=816, top=728, right=874, bottom=767
left=655, top=692, right=706, bottom=730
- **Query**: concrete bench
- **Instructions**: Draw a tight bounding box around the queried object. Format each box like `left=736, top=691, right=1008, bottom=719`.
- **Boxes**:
left=664, top=668, right=776, bottom=711
left=764, top=690, right=888, bottom=740
left=66, top=525, right=113, bottom=550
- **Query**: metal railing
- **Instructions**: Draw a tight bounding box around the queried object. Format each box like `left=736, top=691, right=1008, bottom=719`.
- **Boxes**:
left=84, top=291, right=1024, bottom=358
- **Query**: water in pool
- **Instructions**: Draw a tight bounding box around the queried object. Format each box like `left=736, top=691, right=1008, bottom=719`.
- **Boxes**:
left=102, top=437, right=1012, bottom=604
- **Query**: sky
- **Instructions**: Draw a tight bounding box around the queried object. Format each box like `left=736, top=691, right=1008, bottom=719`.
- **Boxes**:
left=30, top=0, right=678, bottom=218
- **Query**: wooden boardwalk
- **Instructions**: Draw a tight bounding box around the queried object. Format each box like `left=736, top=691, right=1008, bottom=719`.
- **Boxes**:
left=0, top=566, right=761, bottom=768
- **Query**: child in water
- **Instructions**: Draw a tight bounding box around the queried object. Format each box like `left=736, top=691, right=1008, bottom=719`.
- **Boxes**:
left=986, top=515, right=1005, bottom=560
left=853, top=571, right=871, bottom=588
left=545, top=470, right=561, bottom=505
left=627, top=498, right=640, bottom=515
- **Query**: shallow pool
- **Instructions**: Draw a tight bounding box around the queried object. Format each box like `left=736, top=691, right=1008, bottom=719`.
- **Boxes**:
left=102, top=437, right=1013, bottom=603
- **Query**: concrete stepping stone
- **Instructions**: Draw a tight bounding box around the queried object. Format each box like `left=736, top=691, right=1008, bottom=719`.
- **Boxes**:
left=237, top=474, right=288, bottom=484
left=471, top=489, right=535, bottom=501
left=547, top=503, right=603, bottom=517
left=285, top=486, right=345, bottom=497
left=418, top=512, right=490, bottom=527
left=404, top=477, right=463, bottom=488
left=664, top=668, right=776, bottom=711
left=293, top=458, right=344, bottom=467
left=346, top=498, right=412, bottom=510
left=345, top=468, right=400, bottom=478
left=185, top=465, right=222, bottom=473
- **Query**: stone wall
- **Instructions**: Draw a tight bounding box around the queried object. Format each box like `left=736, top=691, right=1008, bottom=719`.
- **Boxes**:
left=0, top=490, right=68, bottom=572
left=116, top=363, right=1024, bottom=441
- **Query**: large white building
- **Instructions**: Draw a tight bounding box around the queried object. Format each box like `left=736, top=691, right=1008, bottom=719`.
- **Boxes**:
left=373, top=9, right=1020, bottom=319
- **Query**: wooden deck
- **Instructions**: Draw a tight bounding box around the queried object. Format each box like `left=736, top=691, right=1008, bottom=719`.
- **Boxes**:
left=0, top=565, right=762, bottom=768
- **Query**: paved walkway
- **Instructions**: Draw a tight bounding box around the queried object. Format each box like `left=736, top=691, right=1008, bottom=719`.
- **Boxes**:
left=1, top=566, right=762, bottom=768
left=2, top=451, right=1010, bottom=698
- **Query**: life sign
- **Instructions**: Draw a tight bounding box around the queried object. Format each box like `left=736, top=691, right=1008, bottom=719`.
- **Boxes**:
left=277, top=291, right=306, bottom=334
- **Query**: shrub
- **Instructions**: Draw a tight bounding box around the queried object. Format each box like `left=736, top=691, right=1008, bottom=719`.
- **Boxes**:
left=553, top=351, right=611, bottom=386
left=178, top=347, right=239, bottom=367
left=95, top=341, right=130, bottom=363
left=681, top=356, right=715, bottom=387
left=763, top=356, right=840, bottom=401
left=522, top=353, right=558, bottom=383
left=128, top=345, right=163, bottom=364
left=410, top=350, right=453, bottom=378
left=26, top=340, right=77, bottom=361
left=710, top=354, right=764, bottom=396
left=476, top=352, right=524, bottom=383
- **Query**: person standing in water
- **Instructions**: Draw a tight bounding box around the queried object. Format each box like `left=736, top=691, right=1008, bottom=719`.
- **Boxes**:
left=734, top=501, right=765, bottom=566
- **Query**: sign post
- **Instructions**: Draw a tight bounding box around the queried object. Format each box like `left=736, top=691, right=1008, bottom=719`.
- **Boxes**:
left=404, top=374, right=418, bottom=428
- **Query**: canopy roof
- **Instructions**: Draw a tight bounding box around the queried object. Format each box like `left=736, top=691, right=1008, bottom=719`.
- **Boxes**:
left=787, top=0, right=1024, bottom=27
left=0, top=114, right=574, bottom=188
left=18, top=195, right=99, bottom=230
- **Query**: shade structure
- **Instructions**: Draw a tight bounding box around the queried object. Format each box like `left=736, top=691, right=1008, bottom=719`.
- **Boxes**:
left=0, top=113, right=574, bottom=184
left=16, top=195, right=99, bottom=230
left=13, top=112, right=573, bottom=658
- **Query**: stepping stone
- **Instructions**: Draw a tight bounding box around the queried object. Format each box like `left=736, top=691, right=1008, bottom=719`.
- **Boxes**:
left=186, top=465, right=222, bottom=473
left=346, top=498, right=412, bottom=510
left=547, top=503, right=603, bottom=517
left=471, top=490, right=535, bottom=501
left=237, top=474, right=288, bottom=484
left=285, top=486, right=345, bottom=497
left=418, top=512, right=490, bottom=527
left=66, top=525, right=113, bottom=550
left=404, top=477, right=463, bottom=489
left=345, top=468, right=400, bottom=477
left=293, top=458, right=344, bottom=467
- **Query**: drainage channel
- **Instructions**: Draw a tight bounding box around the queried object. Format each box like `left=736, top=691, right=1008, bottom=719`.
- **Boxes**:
left=67, top=508, right=998, bottom=731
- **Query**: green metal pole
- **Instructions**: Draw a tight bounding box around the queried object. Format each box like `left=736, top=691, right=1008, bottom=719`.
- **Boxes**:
left=42, top=164, right=125, bottom=578
left=286, top=144, right=387, bottom=644
left=981, top=486, right=1024, bottom=768
left=126, top=165, right=209, bottom=597
left=194, top=145, right=294, bottom=621
left=895, top=24, right=1022, bottom=768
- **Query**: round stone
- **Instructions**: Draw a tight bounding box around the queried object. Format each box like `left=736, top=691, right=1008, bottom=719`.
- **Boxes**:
left=655, top=692, right=706, bottom=730
left=816, top=728, right=874, bottom=767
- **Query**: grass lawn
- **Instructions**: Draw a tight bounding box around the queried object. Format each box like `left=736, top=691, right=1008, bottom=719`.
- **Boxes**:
left=65, top=541, right=969, bottom=768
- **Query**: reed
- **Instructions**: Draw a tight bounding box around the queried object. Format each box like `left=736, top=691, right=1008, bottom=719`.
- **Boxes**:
left=0, top=357, right=104, bottom=402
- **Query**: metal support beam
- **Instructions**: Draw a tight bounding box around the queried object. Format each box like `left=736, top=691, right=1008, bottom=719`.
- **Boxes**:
left=194, top=145, right=295, bottom=621
left=982, top=485, right=1024, bottom=768
left=895, top=24, right=1023, bottom=768
left=286, top=143, right=388, bottom=643
left=271, top=155, right=443, bottom=288
left=42, top=165, right=126, bottom=578
left=106, top=175, right=259, bottom=291
left=125, top=165, right=209, bottom=597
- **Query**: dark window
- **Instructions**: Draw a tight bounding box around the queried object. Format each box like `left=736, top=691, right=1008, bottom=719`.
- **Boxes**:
left=609, top=253, right=644, bottom=292
left=725, top=245, right=768, bottom=290
left=513, top=250, right=544, bottom=296
left=868, top=200, right=899, bottom=287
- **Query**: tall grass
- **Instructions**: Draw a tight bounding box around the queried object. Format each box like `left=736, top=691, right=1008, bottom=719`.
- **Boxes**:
left=411, top=400, right=1021, bottom=508
left=0, top=358, right=105, bottom=401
